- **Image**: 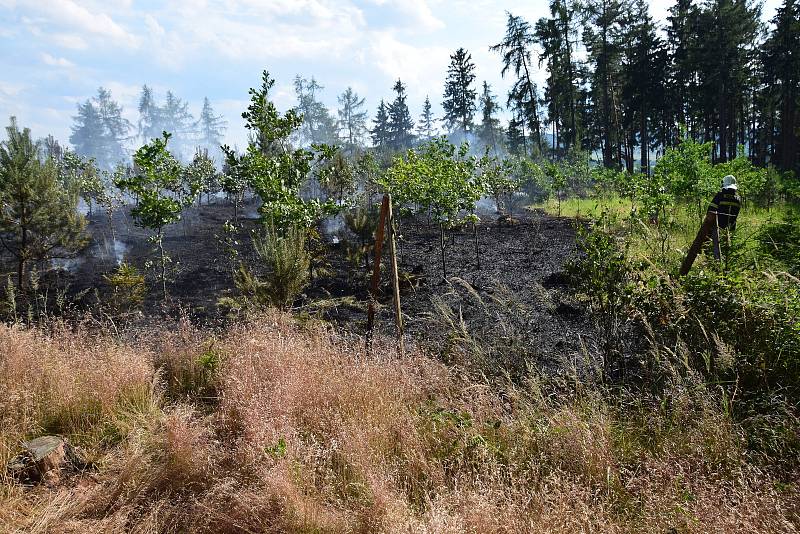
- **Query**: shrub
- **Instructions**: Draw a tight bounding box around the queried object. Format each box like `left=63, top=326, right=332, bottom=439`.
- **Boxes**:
left=220, top=224, right=310, bottom=314
left=757, top=208, right=800, bottom=275
left=567, top=223, right=636, bottom=377
left=103, top=262, right=146, bottom=314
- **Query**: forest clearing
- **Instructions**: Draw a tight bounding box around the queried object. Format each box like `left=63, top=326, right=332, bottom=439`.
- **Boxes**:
left=2, top=0, right=800, bottom=531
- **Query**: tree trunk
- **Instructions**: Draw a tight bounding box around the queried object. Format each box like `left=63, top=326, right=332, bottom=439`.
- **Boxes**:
left=473, top=221, right=480, bottom=270
left=158, top=229, right=167, bottom=301
left=17, top=224, right=27, bottom=289
left=521, top=59, right=543, bottom=155
left=640, top=108, right=649, bottom=176
left=439, top=223, right=447, bottom=280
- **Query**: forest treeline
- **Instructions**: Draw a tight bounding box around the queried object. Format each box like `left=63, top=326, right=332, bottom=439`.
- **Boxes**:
left=66, top=0, right=800, bottom=178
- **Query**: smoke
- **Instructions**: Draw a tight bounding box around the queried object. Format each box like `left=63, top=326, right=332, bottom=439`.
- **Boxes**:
left=96, top=237, right=128, bottom=266
left=50, top=236, right=129, bottom=274
left=322, top=213, right=346, bottom=237
left=77, top=199, right=90, bottom=216
left=474, top=196, right=499, bottom=216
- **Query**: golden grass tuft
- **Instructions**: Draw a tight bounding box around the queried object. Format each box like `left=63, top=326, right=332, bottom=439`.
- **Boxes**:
left=1, top=315, right=798, bottom=533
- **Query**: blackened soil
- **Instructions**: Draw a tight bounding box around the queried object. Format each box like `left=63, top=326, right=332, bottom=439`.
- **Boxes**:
left=359, top=211, right=596, bottom=371
left=53, top=200, right=596, bottom=370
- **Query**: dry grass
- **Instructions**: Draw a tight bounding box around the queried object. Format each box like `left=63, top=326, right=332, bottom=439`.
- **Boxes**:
left=1, top=315, right=798, bottom=533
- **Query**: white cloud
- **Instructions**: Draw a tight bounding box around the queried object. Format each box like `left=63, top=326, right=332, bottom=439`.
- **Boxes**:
left=41, top=53, right=75, bottom=68
left=366, top=31, right=449, bottom=95
left=11, top=0, right=139, bottom=48
left=365, top=0, right=444, bottom=31
left=51, top=33, right=89, bottom=50
left=0, top=82, right=25, bottom=97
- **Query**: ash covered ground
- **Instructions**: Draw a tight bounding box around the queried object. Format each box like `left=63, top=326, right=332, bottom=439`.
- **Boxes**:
left=48, top=197, right=595, bottom=373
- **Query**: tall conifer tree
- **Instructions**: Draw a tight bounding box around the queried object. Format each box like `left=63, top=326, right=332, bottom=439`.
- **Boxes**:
left=387, top=79, right=415, bottom=150
left=442, top=48, right=478, bottom=136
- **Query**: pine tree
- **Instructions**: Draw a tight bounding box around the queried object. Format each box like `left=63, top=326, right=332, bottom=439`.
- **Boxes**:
left=477, top=82, right=503, bottom=154
left=761, top=0, right=800, bottom=172
left=416, top=96, right=437, bottom=142
left=535, top=0, right=582, bottom=154
left=0, top=118, right=86, bottom=288
left=388, top=79, right=415, bottom=150
left=491, top=12, right=544, bottom=154
left=442, top=47, right=478, bottom=136
left=620, top=0, right=668, bottom=174
left=583, top=0, right=627, bottom=168
left=337, top=87, right=368, bottom=154
left=371, top=100, right=391, bottom=149
left=197, top=97, right=227, bottom=162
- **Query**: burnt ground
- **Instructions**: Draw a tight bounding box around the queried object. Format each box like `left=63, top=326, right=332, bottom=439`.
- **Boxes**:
left=22, top=197, right=596, bottom=372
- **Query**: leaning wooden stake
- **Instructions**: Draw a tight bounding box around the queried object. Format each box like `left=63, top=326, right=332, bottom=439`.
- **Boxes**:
left=679, top=212, right=718, bottom=276
left=366, top=195, right=390, bottom=351
left=387, top=195, right=404, bottom=355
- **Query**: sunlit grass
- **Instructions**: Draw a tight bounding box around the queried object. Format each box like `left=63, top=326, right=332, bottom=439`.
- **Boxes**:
left=533, top=195, right=792, bottom=273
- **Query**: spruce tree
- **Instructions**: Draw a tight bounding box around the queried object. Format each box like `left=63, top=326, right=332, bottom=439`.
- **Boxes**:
left=442, top=47, right=478, bottom=136
left=506, top=114, right=527, bottom=156
left=337, top=87, right=368, bottom=154
left=70, top=88, right=131, bottom=170
left=0, top=118, right=86, bottom=288
left=138, top=85, right=162, bottom=142
left=371, top=100, right=391, bottom=149
left=621, top=0, right=668, bottom=174
left=416, top=96, right=437, bottom=142
left=70, top=100, right=105, bottom=163
left=693, top=0, right=761, bottom=162
left=666, top=0, right=700, bottom=143
left=198, top=97, right=227, bottom=162
left=478, top=82, right=503, bottom=154
left=583, top=0, right=627, bottom=168
left=161, top=91, right=196, bottom=159
left=388, top=79, right=415, bottom=150
left=294, top=76, right=338, bottom=146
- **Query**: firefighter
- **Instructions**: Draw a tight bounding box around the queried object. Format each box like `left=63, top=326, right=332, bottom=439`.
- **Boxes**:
left=707, top=175, right=741, bottom=231
left=679, top=175, right=742, bottom=274
left=705, top=175, right=741, bottom=261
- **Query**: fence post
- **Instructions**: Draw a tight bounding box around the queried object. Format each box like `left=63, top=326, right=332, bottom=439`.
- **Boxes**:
left=366, top=195, right=390, bottom=352
left=387, top=195, right=404, bottom=355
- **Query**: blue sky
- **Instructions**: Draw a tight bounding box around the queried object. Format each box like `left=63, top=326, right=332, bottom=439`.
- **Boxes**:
left=0, top=0, right=782, bottom=151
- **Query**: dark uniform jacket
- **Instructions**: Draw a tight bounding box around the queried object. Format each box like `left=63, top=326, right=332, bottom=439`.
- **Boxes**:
left=708, top=188, right=741, bottom=230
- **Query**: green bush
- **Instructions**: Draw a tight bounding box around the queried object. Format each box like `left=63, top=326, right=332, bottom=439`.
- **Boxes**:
left=566, top=222, right=636, bottom=377
left=103, top=262, right=146, bottom=313
left=220, top=224, right=310, bottom=313
left=757, top=208, right=800, bottom=275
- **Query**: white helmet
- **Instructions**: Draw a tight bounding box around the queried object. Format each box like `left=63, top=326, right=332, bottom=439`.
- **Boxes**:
left=722, top=175, right=737, bottom=190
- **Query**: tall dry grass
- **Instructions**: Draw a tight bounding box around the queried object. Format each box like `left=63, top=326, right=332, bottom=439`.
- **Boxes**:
left=1, top=315, right=798, bottom=533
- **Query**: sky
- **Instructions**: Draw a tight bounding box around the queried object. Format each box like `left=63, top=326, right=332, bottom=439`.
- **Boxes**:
left=0, top=0, right=783, bottom=152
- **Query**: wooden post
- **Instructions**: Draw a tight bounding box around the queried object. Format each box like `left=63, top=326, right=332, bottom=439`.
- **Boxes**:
left=679, top=212, right=718, bottom=276
left=366, top=195, right=390, bottom=350
left=387, top=195, right=404, bottom=355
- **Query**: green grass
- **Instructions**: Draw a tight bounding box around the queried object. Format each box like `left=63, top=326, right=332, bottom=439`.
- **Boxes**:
left=533, top=195, right=792, bottom=273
